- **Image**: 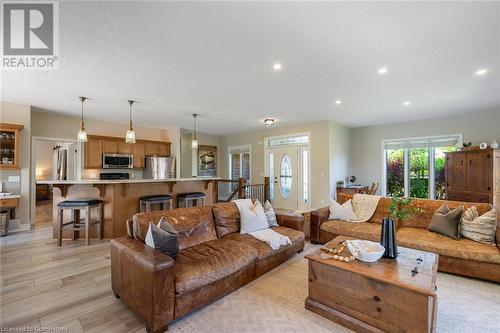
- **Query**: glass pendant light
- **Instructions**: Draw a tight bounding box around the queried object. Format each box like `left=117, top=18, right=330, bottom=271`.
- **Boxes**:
left=125, top=100, right=136, bottom=143
left=191, top=113, right=199, bottom=149
left=77, top=96, right=88, bottom=142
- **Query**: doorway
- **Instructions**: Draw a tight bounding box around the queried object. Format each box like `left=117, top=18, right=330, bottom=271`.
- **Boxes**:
left=31, top=137, right=80, bottom=229
left=266, top=134, right=310, bottom=211
left=228, top=145, right=251, bottom=181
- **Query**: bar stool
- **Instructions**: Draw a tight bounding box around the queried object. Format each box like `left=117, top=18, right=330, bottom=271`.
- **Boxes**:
left=177, top=192, right=206, bottom=208
left=140, top=195, right=173, bottom=213
left=57, top=199, right=102, bottom=246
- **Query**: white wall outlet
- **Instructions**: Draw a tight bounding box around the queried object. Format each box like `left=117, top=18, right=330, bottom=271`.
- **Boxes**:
left=8, top=176, right=20, bottom=182
left=130, top=173, right=135, bottom=179
left=320, top=200, right=325, bottom=204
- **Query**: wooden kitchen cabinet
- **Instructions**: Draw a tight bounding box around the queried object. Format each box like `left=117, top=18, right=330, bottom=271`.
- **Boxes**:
left=118, top=141, right=133, bottom=154
left=84, top=135, right=170, bottom=169
left=84, top=137, right=103, bottom=169
left=132, top=142, right=145, bottom=168
left=0, top=123, right=24, bottom=170
left=102, top=139, right=118, bottom=154
left=145, top=142, right=171, bottom=156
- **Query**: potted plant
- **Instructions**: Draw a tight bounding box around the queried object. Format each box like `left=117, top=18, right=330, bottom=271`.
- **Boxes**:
left=381, top=197, right=422, bottom=259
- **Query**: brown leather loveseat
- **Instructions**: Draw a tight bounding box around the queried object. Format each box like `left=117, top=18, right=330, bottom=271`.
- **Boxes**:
left=310, top=193, right=500, bottom=283
left=111, top=202, right=305, bottom=333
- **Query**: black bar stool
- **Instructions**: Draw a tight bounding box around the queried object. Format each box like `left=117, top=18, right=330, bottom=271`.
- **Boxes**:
left=140, top=195, right=173, bottom=212
left=177, top=192, right=206, bottom=208
left=57, top=199, right=102, bottom=246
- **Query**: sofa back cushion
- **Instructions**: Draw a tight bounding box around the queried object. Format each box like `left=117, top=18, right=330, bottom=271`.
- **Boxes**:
left=402, top=198, right=492, bottom=229
left=212, top=202, right=240, bottom=238
left=133, top=206, right=217, bottom=250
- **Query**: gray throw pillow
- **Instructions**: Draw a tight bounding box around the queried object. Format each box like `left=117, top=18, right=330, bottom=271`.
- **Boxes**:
left=145, top=218, right=179, bottom=257
left=427, top=204, right=463, bottom=240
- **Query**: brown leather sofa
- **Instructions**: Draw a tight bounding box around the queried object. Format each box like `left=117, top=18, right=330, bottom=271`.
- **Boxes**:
left=310, top=193, right=500, bottom=283
left=111, top=202, right=305, bottom=333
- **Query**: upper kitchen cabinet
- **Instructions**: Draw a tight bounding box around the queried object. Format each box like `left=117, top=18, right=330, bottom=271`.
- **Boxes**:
left=145, top=142, right=171, bottom=157
left=102, top=139, right=118, bottom=154
left=132, top=142, right=145, bottom=168
left=118, top=141, right=133, bottom=154
left=83, top=135, right=170, bottom=169
left=0, top=123, right=24, bottom=170
left=84, top=137, right=103, bottom=169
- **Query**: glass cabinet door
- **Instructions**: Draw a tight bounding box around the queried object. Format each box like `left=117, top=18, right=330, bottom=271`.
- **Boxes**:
left=0, top=124, right=22, bottom=169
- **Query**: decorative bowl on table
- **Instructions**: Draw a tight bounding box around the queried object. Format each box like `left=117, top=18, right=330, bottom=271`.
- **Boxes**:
left=346, top=240, right=385, bottom=262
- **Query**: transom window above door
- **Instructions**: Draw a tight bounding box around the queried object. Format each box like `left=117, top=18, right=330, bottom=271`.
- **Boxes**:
left=382, top=134, right=462, bottom=199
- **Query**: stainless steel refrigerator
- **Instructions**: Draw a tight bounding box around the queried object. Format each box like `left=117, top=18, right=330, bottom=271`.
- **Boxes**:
left=144, top=156, right=176, bottom=179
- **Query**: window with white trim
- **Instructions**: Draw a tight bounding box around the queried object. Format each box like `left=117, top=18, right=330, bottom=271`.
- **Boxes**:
left=382, top=135, right=461, bottom=199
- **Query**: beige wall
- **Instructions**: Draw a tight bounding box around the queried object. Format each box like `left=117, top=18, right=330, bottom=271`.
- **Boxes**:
left=180, top=130, right=223, bottom=178
left=0, top=102, right=31, bottom=230
left=220, top=120, right=351, bottom=210
left=31, top=109, right=174, bottom=142
left=34, top=140, right=54, bottom=180
left=350, top=109, right=500, bottom=192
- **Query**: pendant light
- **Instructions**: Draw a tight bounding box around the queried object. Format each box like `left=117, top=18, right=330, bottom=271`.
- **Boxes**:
left=77, top=96, right=88, bottom=142
left=191, top=113, right=199, bottom=149
left=125, top=100, right=136, bottom=143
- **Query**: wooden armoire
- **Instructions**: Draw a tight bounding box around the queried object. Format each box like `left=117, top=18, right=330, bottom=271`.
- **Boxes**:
left=445, top=149, right=499, bottom=208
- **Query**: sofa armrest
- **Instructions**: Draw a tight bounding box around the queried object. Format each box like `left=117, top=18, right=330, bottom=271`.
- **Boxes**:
left=310, top=206, right=330, bottom=244
left=496, top=225, right=500, bottom=251
left=111, top=237, right=175, bottom=333
left=276, top=213, right=305, bottom=232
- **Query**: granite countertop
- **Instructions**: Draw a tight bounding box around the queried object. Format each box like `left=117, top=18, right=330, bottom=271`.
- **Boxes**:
left=37, top=177, right=220, bottom=185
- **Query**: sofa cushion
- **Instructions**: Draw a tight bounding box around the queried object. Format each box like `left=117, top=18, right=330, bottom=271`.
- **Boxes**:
left=212, top=202, right=240, bottom=238
left=133, top=206, right=217, bottom=251
left=427, top=204, right=463, bottom=240
left=320, top=220, right=381, bottom=241
left=174, top=238, right=258, bottom=294
left=397, top=227, right=500, bottom=264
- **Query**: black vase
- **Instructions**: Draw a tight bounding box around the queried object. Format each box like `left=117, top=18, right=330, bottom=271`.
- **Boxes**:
left=380, top=217, right=398, bottom=259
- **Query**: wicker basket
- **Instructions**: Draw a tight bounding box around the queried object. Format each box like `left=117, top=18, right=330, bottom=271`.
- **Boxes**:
left=0, top=209, right=10, bottom=236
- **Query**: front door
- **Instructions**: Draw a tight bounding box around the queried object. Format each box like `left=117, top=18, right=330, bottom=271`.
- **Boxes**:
left=272, top=146, right=299, bottom=210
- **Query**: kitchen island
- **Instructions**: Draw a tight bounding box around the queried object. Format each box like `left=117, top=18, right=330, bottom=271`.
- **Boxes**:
left=37, top=177, right=219, bottom=240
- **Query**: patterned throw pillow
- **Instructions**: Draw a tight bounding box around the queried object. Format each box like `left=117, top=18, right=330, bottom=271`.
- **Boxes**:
left=263, top=200, right=279, bottom=227
left=460, top=207, right=497, bottom=244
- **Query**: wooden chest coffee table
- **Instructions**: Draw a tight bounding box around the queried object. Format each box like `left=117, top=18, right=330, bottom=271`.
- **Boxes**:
left=305, top=236, right=438, bottom=333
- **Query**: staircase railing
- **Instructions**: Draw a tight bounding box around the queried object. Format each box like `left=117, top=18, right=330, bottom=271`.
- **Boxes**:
left=215, top=177, right=269, bottom=203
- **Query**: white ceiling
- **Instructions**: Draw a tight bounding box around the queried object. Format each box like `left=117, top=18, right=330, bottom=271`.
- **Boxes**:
left=2, top=1, right=499, bottom=134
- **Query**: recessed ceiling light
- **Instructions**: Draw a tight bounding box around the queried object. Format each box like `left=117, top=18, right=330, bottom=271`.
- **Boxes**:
left=273, top=63, right=283, bottom=71
left=403, top=101, right=411, bottom=107
left=377, top=67, right=388, bottom=75
left=335, top=99, right=342, bottom=105
left=474, top=68, right=489, bottom=76
left=264, top=118, right=275, bottom=126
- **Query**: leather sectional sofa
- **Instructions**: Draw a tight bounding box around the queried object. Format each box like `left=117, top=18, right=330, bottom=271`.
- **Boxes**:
left=111, top=202, right=305, bottom=333
left=310, top=193, right=500, bottom=283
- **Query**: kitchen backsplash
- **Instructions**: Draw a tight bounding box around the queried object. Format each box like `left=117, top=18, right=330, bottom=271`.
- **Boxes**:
left=0, top=169, right=21, bottom=194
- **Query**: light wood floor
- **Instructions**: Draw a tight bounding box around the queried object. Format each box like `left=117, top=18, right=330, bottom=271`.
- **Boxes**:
left=0, top=227, right=146, bottom=332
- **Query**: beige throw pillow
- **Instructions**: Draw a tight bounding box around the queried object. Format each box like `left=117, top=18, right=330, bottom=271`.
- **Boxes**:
left=460, top=207, right=497, bottom=244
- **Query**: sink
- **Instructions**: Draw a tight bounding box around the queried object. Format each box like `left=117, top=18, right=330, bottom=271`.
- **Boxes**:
left=0, top=193, right=12, bottom=197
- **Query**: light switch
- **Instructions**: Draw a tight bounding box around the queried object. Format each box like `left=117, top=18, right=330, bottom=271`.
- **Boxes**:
left=320, top=173, right=324, bottom=178
left=8, top=176, right=20, bottom=182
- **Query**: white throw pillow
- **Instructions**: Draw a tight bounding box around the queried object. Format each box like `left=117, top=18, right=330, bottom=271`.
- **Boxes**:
left=240, top=200, right=269, bottom=234
left=329, top=199, right=358, bottom=221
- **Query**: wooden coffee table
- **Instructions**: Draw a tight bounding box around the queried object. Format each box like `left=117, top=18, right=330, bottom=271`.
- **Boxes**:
left=305, top=236, right=438, bottom=333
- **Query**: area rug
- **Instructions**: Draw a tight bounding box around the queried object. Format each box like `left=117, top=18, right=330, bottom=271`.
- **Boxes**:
left=168, top=243, right=500, bottom=333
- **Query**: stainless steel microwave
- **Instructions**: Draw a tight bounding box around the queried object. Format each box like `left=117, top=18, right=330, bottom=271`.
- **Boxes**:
left=102, top=153, right=134, bottom=169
